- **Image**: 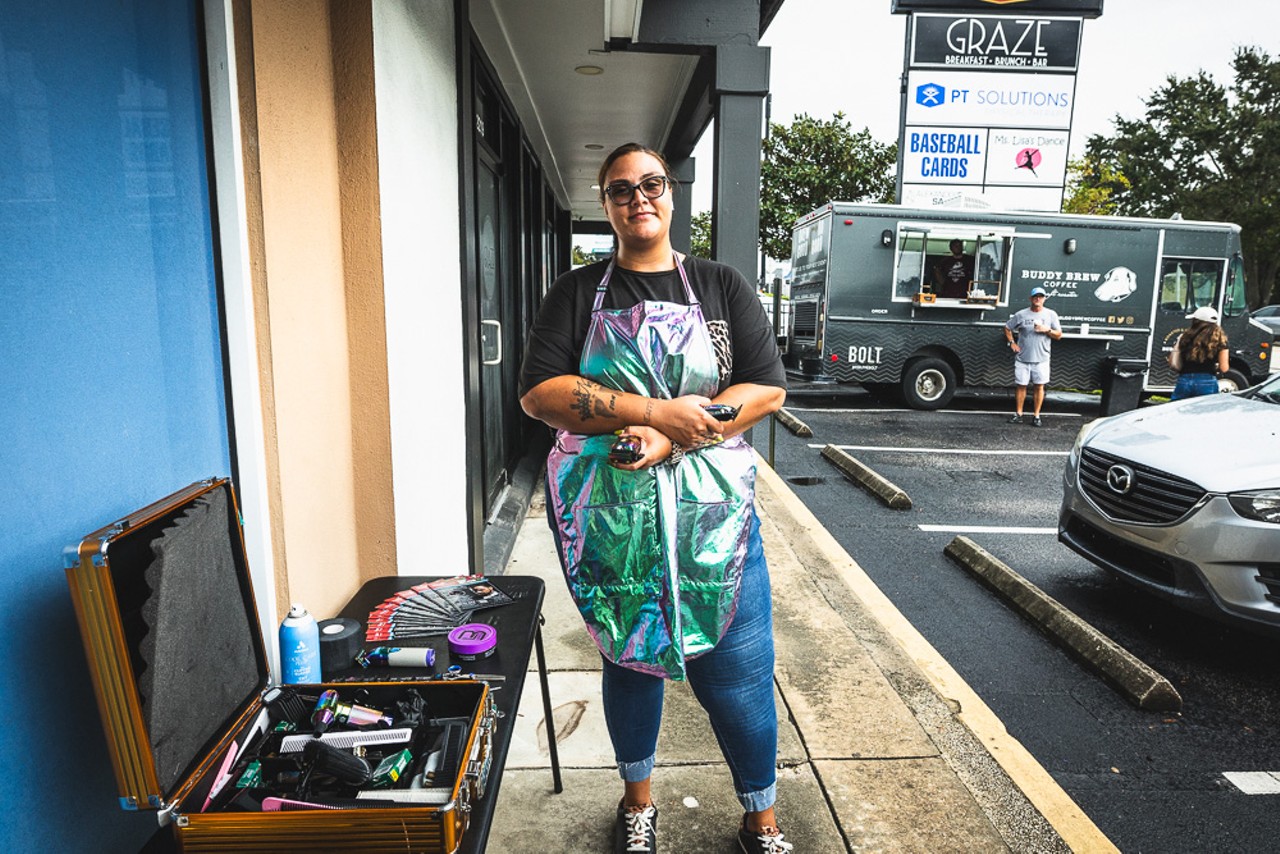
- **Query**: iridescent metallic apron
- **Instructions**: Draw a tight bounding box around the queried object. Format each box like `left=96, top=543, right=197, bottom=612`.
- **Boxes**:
left=546, top=255, right=756, bottom=680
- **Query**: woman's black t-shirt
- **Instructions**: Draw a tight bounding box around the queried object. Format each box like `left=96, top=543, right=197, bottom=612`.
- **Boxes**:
left=1177, top=331, right=1223, bottom=374
left=518, top=256, right=787, bottom=398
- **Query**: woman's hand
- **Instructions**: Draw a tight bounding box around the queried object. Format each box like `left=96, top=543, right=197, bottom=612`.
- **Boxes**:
left=609, top=425, right=674, bottom=471
left=648, top=396, right=723, bottom=447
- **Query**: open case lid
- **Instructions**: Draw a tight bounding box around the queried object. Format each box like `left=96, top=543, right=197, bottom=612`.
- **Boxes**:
left=65, top=478, right=269, bottom=810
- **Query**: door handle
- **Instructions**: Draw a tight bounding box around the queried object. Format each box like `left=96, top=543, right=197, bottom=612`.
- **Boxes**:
left=481, top=319, right=502, bottom=366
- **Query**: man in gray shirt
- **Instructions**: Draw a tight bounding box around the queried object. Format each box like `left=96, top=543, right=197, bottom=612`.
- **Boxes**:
left=1004, top=287, right=1062, bottom=426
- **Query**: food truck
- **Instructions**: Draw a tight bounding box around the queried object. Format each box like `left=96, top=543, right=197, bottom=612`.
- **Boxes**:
left=785, top=203, right=1274, bottom=408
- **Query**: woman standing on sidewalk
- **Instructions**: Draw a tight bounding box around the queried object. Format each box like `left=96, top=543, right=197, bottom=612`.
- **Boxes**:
left=1168, top=306, right=1230, bottom=400
left=519, top=143, right=791, bottom=854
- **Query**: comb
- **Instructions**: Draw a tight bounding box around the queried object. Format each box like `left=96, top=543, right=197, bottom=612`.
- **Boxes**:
left=280, top=727, right=413, bottom=754
left=435, top=719, right=468, bottom=786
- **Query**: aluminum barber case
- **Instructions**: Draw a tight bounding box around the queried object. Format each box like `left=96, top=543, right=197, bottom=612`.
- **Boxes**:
left=65, top=478, right=495, bottom=853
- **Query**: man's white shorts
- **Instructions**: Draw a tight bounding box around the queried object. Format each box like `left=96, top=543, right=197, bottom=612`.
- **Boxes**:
left=1014, top=360, right=1050, bottom=386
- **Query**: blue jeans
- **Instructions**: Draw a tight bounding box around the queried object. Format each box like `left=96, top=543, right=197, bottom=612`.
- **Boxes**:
left=600, top=513, right=778, bottom=813
left=1172, top=373, right=1218, bottom=400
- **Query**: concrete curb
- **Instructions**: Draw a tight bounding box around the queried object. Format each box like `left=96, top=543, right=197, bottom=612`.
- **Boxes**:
left=944, top=536, right=1183, bottom=712
left=775, top=407, right=813, bottom=437
left=754, top=460, right=1118, bottom=854
left=820, top=444, right=912, bottom=509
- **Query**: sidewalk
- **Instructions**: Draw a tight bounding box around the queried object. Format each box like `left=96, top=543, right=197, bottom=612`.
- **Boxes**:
left=488, top=459, right=1117, bottom=853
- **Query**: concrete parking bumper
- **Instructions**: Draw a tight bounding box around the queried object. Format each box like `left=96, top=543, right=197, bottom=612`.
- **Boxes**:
left=820, top=443, right=912, bottom=509
left=944, top=535, right=1182, bottom=712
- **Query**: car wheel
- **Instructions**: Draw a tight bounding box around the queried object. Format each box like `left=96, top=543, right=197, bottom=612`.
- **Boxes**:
left=1218, top=369, right=1249, bottom=393
left=902, top=358, right=956, bottom=410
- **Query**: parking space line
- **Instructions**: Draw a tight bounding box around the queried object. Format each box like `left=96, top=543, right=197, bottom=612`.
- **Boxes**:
left=808, top=443, right=1068, bottom=457
left=1223, top=772, right=1280, bottom=795
left=919, top=525, right=1057, bottom=534
left=794, top=407, right=1084, bottom=417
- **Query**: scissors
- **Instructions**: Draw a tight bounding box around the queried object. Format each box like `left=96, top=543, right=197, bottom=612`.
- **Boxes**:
left=442, top=664, right=506, bottom=684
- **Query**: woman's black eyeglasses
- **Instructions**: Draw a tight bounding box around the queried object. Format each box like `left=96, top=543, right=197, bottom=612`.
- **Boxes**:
left=603, top=176, right=669, bottom=205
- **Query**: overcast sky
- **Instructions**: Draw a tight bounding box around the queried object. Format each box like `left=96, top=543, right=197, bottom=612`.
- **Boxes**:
left=689, top=0, right=1280, bottom=213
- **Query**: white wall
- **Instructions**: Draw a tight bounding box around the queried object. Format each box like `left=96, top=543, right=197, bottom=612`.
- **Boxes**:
left=204, top=0, right=280, bottom=670
left=372, top=3, right=471, bottom=574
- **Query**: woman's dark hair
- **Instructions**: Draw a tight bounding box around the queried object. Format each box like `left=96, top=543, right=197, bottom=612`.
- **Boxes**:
left=1179, top=319, right=1229, bottom=364
left=596, top=143, right=677, bottom=202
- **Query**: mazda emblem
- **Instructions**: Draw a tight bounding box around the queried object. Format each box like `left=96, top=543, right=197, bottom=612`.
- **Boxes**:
left=1106, top=464, right=1135, bottom=495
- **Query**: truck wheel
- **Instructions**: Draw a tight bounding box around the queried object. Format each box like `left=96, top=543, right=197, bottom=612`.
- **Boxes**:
left=902, top=358, right=956, bottom=410
left=1218, top=369, right=1249, bottom=393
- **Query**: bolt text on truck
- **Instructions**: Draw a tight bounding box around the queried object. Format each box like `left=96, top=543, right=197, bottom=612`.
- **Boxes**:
left=785, top=203, right=1275, bottom=409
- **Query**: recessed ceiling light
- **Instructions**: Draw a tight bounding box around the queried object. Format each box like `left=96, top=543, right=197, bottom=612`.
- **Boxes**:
left=575, top=65, right=604, bottom=76
left=584, top=144, right=604, bottom=150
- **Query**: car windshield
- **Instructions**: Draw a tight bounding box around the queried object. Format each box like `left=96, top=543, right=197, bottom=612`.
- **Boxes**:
left=1245, top=372, right=1280, bottom=403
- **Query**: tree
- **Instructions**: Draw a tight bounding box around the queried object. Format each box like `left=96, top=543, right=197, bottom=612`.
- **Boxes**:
left=1076, top=47, right=1280, bottom=306
left=759, top=112, right=896, bottom=262
left=1062, top=155, right=1130, bottom=216
left=689, top=210, right=712, bottom=259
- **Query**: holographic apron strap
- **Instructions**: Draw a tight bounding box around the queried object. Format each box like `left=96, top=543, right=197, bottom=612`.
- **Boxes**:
left=672, top=253, right=697, bottom=305
left=592, top=253, right=695, bottom=311
left=592, top=258, right=615, bottom=310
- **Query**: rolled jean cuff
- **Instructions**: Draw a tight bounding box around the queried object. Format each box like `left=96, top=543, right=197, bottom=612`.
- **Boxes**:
left=737, top=782, right=777, bottom=813
left=617, top=755, right=656, bottom=783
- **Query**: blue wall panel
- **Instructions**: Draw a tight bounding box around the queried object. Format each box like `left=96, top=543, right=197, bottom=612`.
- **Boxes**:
left=0, top=2, right=231, bottom=849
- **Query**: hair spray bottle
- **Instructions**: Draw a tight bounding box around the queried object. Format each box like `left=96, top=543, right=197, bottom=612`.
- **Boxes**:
left=279, top=603, right=321, bottom=683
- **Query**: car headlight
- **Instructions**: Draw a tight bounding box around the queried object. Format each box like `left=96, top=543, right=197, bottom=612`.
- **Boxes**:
left=1228, top=489, right=1280, bottom=524
left=1068, top=418, right=1103, bottom=469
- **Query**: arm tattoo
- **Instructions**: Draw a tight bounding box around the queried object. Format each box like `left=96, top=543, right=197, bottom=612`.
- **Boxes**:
left=571, top=379, right=618, bottom=423
left=643, top=399, right=654, bottom=425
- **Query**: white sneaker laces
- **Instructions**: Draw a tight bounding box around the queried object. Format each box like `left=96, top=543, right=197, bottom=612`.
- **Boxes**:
left=625, top=805, right=656, bottom=852
left=752, top=826, right=794, bottom=853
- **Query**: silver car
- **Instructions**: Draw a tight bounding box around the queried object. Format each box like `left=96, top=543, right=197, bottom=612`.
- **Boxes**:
left=1059, top=374, right=1280, bottom=634
left=1252, top=304, right=1280, bottom=336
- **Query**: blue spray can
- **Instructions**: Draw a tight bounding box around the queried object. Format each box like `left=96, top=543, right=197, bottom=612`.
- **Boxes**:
left=279, top=603, right=321, bottom=684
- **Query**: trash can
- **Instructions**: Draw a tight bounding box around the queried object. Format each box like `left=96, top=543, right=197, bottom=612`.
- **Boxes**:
left=1099, top=357, right=1148, bottom=416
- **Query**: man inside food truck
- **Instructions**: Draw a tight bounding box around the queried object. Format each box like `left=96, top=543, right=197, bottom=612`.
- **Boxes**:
left=932, top=239, right=974, bottom=299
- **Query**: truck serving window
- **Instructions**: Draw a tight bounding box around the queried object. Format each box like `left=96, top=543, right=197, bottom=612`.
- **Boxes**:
left=971, top=236, right=1006, bottom=300
left=894, top=227, right=1009, bottom=303
left=894, top=231, right=927, bottom=300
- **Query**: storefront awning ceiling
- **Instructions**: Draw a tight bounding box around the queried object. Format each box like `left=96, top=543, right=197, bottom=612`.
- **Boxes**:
left=474, top=0, right=784, bottom=224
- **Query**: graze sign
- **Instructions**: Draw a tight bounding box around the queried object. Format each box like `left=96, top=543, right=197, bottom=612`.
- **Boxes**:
left=911, top=14, right=1082, bottom=70
left=892, top=0, right=1103, bottom=16
left=894, top=1, right=1099, bottom=212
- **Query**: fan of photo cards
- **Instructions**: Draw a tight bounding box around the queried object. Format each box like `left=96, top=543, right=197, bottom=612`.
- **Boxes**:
left=365, top=575, right=513, bottom=641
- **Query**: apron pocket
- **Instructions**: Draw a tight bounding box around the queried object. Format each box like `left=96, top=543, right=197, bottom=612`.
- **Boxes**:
left=568, top=498, right=669, bottom=664
left=675, top=497, right=749, bottom=655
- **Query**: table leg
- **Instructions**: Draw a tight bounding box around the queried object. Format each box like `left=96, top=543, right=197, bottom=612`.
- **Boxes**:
left=534, top=615, right=563, bottom=793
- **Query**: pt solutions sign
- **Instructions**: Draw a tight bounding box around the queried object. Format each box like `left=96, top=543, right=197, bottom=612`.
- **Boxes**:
left=893, top=8, right=1092, bottom=212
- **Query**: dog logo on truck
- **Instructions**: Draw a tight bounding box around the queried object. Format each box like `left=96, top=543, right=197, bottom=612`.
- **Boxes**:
left=1094, top=266, right=1137, bottom=303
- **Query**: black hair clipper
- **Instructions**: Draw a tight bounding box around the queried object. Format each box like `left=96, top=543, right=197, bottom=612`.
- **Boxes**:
left=608, top=434, right=643, bottom=464
left=702, top=404, right=740, bottom=422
